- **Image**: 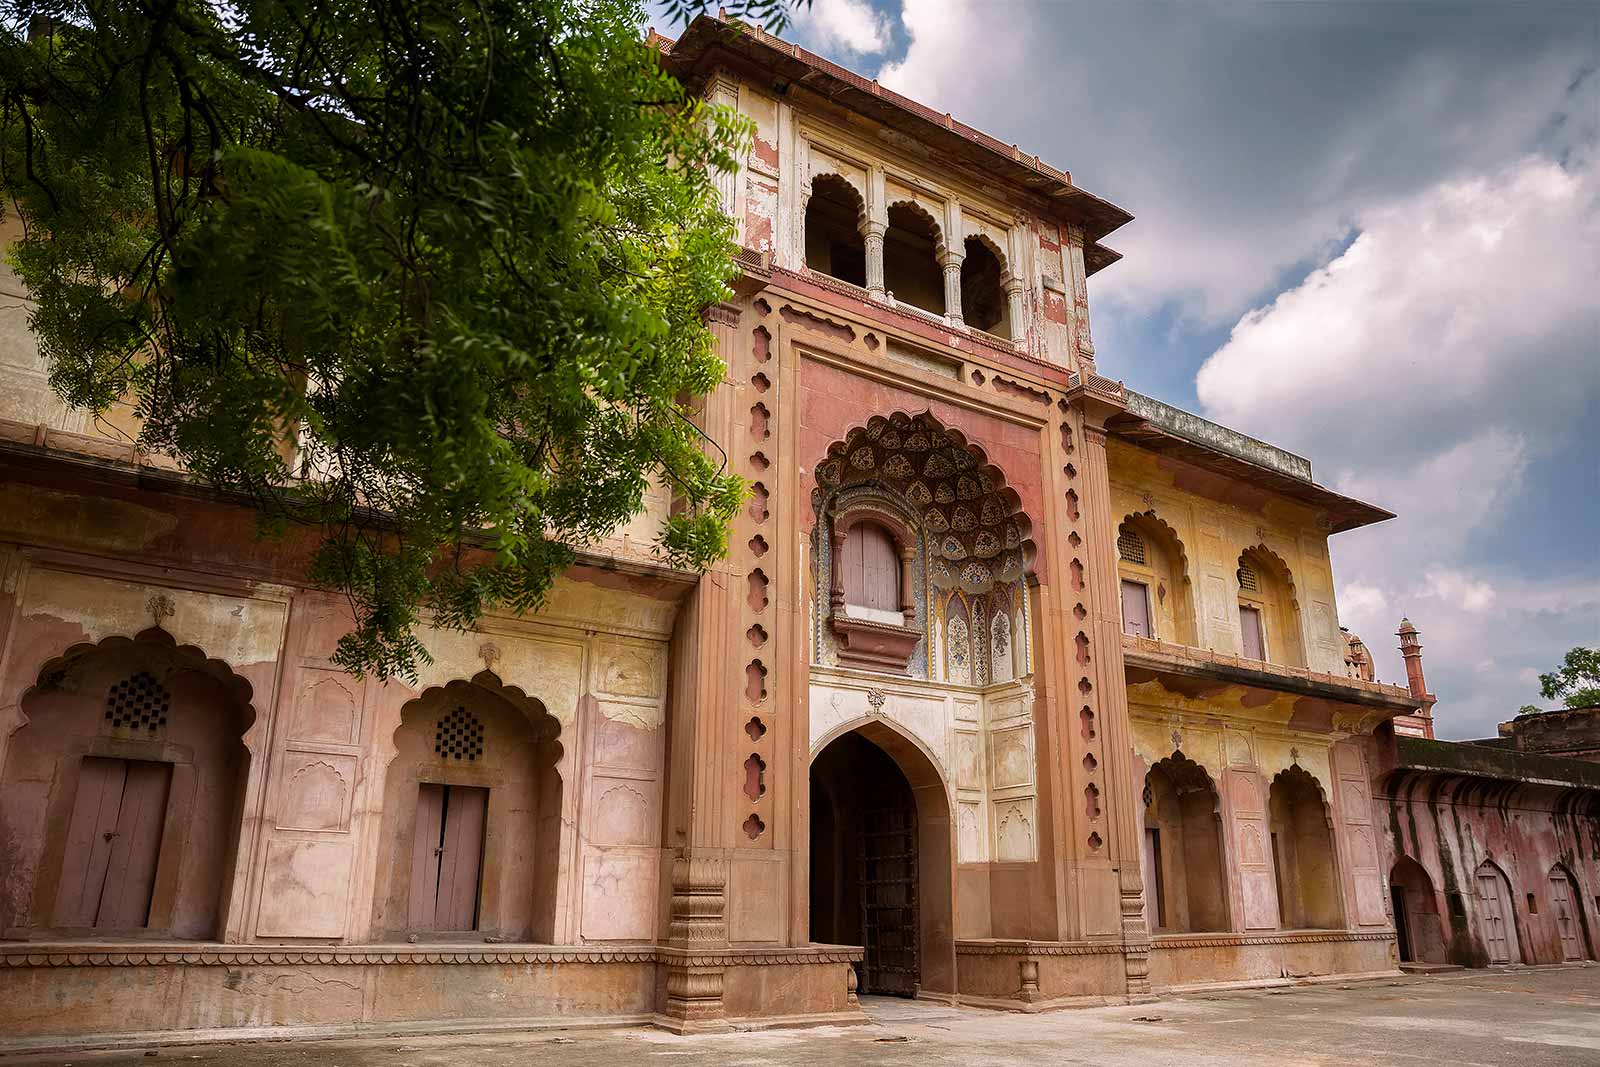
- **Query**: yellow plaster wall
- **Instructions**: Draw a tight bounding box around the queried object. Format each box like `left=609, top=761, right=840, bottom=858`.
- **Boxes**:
left=1107, top=439, right=1345, bottom=676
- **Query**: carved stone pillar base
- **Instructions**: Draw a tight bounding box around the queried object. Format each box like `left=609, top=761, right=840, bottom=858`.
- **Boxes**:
left=1121, top=881, right=1156, bottom=1001
left=656, top=952, right=731, bottom=1033
left=1017, top=958, right=1042, bottom=1004
left=668, top=852, right=728, bottom=944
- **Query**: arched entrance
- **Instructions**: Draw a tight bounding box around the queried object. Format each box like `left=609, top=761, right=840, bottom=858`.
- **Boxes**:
left=810, top=722, right=954, bottom=998
left=1548, top=864, right=1589, bottom=962
left=1474, top=860, right=1520, bottom=964
left=1389, top=857, right=1447, bottom=964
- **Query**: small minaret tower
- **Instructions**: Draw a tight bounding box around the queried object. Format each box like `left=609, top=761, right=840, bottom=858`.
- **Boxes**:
left=1393, top=617, right=1437, bottom=738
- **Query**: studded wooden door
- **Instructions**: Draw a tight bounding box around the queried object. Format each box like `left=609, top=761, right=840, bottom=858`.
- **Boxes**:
left=54, top=757, right=171, bottom=929
left=1551, top=873, right=1583, bottom=961
left=859, top=800, right=919, bottom=996
left=1478, top=868, right=1514, bottom=964
left=408, top=783, right=488, bottom=932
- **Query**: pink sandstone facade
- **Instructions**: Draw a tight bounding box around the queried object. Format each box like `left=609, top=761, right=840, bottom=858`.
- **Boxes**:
left=0, top=14, right=1595, bottom=1050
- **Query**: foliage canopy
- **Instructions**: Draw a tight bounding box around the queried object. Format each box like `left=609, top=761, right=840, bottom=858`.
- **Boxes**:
left=1538, top=646, right=1600, bottom=710
left=0, top=0, right=753, bottom=679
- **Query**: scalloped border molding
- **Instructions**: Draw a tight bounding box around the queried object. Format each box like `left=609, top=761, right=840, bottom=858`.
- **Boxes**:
left=0, top=944, right=863, bottom=969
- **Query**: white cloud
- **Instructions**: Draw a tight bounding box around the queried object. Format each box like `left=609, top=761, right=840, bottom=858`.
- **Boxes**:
left=1196, top=155, right=1599, bottom=468
left=1196, top=155, right=1600, bottom=740
left=877, top=2, right=1596, bottom=324
left=800, top=0, right=893, bottom=57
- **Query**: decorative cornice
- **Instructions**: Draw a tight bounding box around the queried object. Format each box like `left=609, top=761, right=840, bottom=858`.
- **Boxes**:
left=0, top=946, right=653, bottom=968
left=0, top=942, right=864, bottom=969
left=1150, top=931, right=1393, bottom=950
left=955, top=939, right=1124, bottom=957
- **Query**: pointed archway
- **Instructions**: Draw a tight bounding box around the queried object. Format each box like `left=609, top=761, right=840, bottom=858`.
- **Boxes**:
left=809, top=719, right=954, bottom=998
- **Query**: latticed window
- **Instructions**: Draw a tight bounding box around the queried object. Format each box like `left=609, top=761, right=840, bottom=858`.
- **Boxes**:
left=105, top=672, right=171, bottom=736
left=1117, top=527, right=1147, bottom=565
left=435, top=706, right=485, bottom=761
left=1237, top=562, right=1259, bottom=592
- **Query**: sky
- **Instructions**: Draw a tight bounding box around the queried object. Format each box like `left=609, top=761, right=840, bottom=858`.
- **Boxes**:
left=657, top=0, right=1600, bottom=740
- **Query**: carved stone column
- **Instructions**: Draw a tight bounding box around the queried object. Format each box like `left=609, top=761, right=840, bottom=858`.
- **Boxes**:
left=940, top=248, right=965, bottom=324
left=829, top=526, right=848, bottom=617
left=864, top=220, right=887, bottom=301
left=899, top=544, right=917, bottom=625
left=1004, top=278, right=1026, bottom=342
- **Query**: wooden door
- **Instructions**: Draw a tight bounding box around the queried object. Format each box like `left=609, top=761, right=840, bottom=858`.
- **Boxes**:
left=1551, top=873, right=1583, bottom=961
left=54, top=757, right=171, bottom=929
left=1391, top=884, right=1414, bottom=962
left=859, top=800, right=918, bottom=996
left=1121, top=580, right=1152, bottom=638
left=408, top=783, right=487, bottom=932
left=1240, top=606, right=1265, bottom=661
left=1478, top=869, right=1513, bottom=963
left=1144, top=827, right=1166, bottom=930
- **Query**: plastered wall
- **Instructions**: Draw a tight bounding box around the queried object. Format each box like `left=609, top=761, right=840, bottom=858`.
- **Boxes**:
left=1107, top=438, right=1345, bottom=675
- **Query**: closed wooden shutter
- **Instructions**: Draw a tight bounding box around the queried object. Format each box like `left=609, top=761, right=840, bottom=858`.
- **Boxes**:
left=1240, top=606, right=1265, bottom=661
left=54, top=757, right=171, bottom=929
left=408, top=783, right=487, bottom=932
left=1121, top=580, right=1152, bottom=638
left=843, top=522, right=900, bottom=613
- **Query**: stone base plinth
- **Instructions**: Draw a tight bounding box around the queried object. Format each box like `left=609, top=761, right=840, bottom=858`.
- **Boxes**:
left=0, top=942, right=865, bottom=1052
left=954, top=940, right=1130, bottom=1010
left=1147, top=930, right=1398, bottom=991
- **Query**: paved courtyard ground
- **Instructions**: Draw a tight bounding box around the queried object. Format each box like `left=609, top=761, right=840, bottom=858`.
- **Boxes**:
left=8, top=965, right=1599, bottom=1067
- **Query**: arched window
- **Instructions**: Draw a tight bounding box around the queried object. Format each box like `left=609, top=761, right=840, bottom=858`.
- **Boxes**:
left=883, top=202, right=944, bottom=315
left=960, top=236, right=1008, bottom=337
left=1142, top=754, right=1228, bottom=933
left=1267, top=766, right=1342, bottom=929
left=1236, top=546, right=1304, bottom=666
left=842, top=520, right=901, bottom=622
left=1117, top=514, right=1195, bottom=645
left=804, top=174, right=866, bottom=287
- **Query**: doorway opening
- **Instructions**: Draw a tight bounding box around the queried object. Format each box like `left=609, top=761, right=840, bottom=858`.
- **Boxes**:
left=809, top=725, right=954, bottom=998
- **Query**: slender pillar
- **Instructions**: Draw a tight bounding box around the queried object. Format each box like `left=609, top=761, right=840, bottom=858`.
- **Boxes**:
left=1004, top=278, right=1026, bottom=342
left=864, top=220, right=887, bottom=300
left=899, top=545, right=917, bottom=625
left=940, top=248, right=965, bottom=324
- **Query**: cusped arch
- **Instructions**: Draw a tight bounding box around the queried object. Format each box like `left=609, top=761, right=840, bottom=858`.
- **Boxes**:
left=805, top=168, right=867, bottom=223
left=1149, top=749, right=1221, bottom=808
left=1119, top=510, right=1192, bottom=583
left=1270, top=762, right=1332, bottom=808
left=964, top=231, right=1010, bottom=279
left=14, top=627, right=258, bottom=733
left=394, top=670, right=564, bottom=760
left=886, top=197, right=946, bottom=254
left=1238, top=542, right=1300, bottom=606
left=812, top=409, right=1035, bottom=590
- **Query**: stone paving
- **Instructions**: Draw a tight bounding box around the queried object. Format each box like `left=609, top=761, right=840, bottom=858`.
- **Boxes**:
left=8, top=965, right=1599, bottom=1067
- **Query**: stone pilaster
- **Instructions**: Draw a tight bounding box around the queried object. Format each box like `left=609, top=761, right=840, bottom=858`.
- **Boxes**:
left=1076, top=407, right=1154, bottom=1000
left=657, top=302, right=745, bottom=1032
